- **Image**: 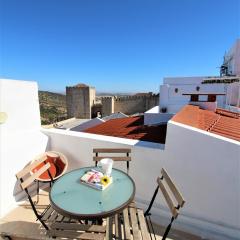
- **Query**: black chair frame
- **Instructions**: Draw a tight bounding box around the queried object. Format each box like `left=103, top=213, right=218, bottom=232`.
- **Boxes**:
left=144, top=169, right=185, bottom=240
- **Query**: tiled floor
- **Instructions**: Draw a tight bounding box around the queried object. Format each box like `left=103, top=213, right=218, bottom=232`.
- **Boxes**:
left=0, top=190, right=203, bottom=240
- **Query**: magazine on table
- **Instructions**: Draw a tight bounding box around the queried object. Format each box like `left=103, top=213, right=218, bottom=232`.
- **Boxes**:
left=80, top=169, right=112, bottom=190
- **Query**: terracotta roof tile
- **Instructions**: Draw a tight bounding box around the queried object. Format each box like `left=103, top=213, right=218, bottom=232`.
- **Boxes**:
left=84, top=116, right=167, bottom=144
left=172, top=105, right=240, bottom=142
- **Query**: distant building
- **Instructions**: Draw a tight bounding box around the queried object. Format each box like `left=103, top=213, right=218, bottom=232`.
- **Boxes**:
left=66, top=83, right=96, bottom=119
left=221, top=39, right=240, bottom=76
left=158, top=40, right=240, bottom=116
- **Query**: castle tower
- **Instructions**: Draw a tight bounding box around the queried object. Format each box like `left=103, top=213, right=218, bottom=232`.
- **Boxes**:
left=101, top=97, right=115, bottom=117
left=66, top=84, right=96, bottom=119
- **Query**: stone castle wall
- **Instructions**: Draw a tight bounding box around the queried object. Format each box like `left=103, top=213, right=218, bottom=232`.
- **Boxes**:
left=67, top=83, right=159, bottom=118
left=114, top=96, right=147, bottom=114
left=100, top=94, right=159, bottom=116
left=146, top=94, right=160, bottom=110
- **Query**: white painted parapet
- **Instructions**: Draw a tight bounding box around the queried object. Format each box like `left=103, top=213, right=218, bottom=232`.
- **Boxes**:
left=159, top=84, right=170, bottom=111
left=162, top=121, right=240, bottom=240
left=0, top=79, right=48, bottom=217
left=42, top=123, right=240, bottom=240
left=144, top=106, right=173, bottom=125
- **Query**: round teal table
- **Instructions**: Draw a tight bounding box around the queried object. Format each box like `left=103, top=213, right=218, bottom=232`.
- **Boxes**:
left=50, top=167, right=135, bottom=219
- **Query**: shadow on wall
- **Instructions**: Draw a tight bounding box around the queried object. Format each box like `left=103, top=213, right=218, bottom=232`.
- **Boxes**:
left=134, top=140, right=165, bottom=150
left=126, top=117, right=144, bottom=127
left=128, top=124, right=167, bottom=145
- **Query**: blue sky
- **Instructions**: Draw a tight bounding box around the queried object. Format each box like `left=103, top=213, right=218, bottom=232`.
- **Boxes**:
left=0, top=0, right=239, bottom=93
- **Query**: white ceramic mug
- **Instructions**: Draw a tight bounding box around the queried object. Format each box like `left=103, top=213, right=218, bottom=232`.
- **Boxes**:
left=99, top=158, right=113, bottom=176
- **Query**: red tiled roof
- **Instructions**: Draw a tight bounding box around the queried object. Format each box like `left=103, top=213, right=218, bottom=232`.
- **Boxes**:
left=84, top=116, right=167, bottom=144
left=171, top=105, right=240, bottom=142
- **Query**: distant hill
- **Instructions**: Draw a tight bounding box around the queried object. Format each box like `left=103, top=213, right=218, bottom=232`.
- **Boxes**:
left=39, top=91, right=67, bottom=125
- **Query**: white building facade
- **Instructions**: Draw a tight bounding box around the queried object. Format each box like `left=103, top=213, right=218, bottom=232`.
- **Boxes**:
left=159, top=76, right=227, bottom=114
left=158, top=40, right=240, bottom=115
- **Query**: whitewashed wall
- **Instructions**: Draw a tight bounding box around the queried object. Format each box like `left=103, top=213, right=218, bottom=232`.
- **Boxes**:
left=0, top=79, right=48, bottom=217
left=161, top=121, right=240, bottom=240
left=144, top=111, right=173, bottom=125
left=42, top=125, right=240, bottom=240
left=144, top=106, right=173, bottom=125
left=41, top=129, right=163, bottom=172
left=226, top=82, right=240, bottom=107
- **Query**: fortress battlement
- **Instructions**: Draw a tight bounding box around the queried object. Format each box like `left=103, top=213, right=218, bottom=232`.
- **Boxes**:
left=113, top=93, right=159, bottom=102
left=101, top=96, right=113, bottom=100
left=67, top=84, right=159, bottom=118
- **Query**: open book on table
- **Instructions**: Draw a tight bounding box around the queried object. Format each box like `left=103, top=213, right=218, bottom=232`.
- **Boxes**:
left=80, top=169, right=112, bottom=190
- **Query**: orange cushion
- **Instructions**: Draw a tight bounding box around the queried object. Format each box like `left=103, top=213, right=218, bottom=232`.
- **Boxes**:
left=32, top=159, right=57, bottom=180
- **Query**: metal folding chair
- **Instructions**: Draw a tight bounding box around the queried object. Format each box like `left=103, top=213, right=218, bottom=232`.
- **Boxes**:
left=14, top=158, right=107, bottom=239
left=107, top=168, right=185, bottom=240
left=144, top=168, right=185, bottom=240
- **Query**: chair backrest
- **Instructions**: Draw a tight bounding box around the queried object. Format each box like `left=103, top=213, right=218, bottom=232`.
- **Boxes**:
left=144, top=168, right=185, bottom=240
left=15, top=157, right=51, bottom=230
left=93, top=148, right=131, bottom=174
left=157, top=168, right=185, bottom=219
left=16, top=156, right=51, bottom=190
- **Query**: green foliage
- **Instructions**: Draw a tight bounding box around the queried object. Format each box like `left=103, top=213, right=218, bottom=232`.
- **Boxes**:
left=39, top=91, right=67, bottom=125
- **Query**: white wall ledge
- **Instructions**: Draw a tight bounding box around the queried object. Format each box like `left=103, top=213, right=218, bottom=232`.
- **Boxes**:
left=41, top=128, right=165, bottom=150
left=169, top=120, right=240, bottom=146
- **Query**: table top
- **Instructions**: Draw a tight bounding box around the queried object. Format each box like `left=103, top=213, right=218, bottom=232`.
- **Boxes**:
left=50, top=167, right=135, bottom=219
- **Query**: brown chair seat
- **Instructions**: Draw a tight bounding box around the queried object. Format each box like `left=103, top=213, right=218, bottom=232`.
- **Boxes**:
left=106, top=168, right=185, bottom=240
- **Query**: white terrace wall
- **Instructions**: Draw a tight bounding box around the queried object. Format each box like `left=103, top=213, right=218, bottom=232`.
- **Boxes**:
left=42, top=126, right=240, bottom=240
left=0, top=79, right=48, bottom=218
left=41, top=128, right=163, bottom=174
left=161, top=121, right=240, bottom=240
